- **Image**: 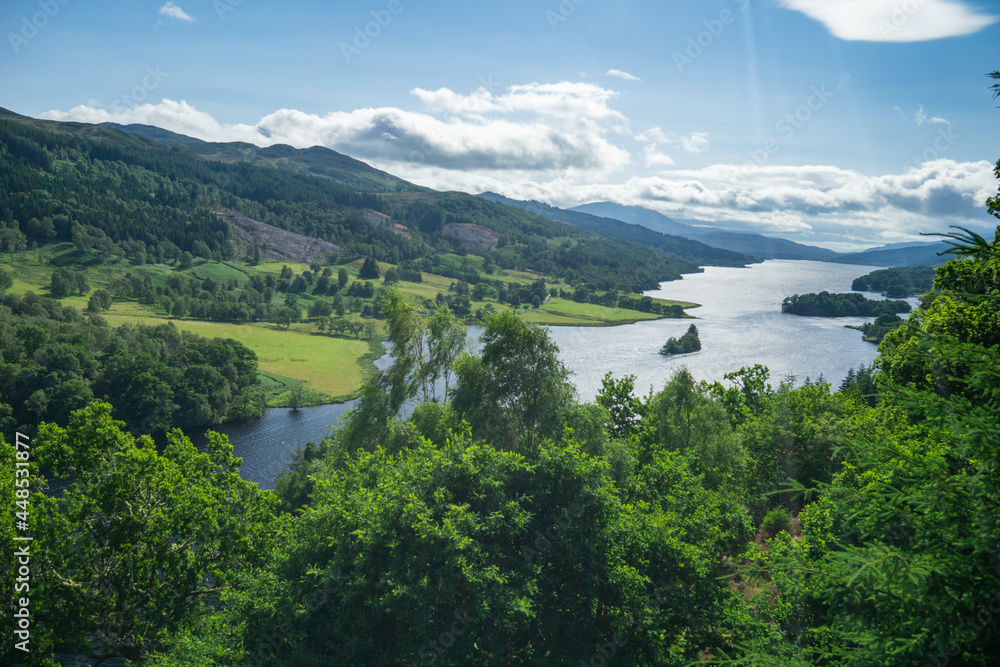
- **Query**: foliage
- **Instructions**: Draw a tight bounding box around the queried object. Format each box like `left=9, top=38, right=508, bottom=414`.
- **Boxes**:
left=851, top=265, right=935, bottom=297
left=25, top=403, right=277, bottom=663
left=0, top=291, right=261, bottom=435
left=452, top=308, right=574, bottom=450
left=660, top=323, right=701, bottom=355
left=782, top=291, right=911, bottom=317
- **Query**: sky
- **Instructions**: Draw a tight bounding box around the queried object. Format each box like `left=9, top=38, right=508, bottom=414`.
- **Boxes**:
left=2, top=0, right=999, bottom=250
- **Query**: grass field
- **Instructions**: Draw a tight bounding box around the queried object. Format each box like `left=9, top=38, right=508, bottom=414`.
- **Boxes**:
left=101, top=304, right=380, bottom=404
left=522, top=297, right=699, bottom=327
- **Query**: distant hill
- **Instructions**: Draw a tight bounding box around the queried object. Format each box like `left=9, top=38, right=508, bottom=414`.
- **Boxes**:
left=101, top=122, right=424, bottom=194
left=569, top=202, right=700, bottom=237
left=571, top=201, right=840, bottom=261
left=832, top=242, right=950, bottom=267
left=478, top=193, right=749, bottom=267
left=690, top=231, right=839, bottom=262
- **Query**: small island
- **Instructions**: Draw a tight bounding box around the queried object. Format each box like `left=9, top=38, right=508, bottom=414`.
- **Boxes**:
left=660, top=324, right=701, bottom=355
left=782, top=291, right=911, bottom=318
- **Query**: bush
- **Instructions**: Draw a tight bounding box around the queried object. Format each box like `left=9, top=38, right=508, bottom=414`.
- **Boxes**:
left=761, top=506, right=792, bottom=536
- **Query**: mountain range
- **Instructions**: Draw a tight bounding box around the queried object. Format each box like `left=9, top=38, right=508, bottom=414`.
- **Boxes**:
left=19, top=111, right=950, bottom=270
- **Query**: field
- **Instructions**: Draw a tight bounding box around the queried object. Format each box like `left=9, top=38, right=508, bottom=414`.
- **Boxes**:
left=523, top=297, right=699, bottom=327
left=1, top=243, right=699, bottom=405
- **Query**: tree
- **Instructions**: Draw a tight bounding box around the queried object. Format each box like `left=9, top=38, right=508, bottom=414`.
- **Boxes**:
left=380, top=286, right=426, bottom=408
left=338, top=268, right=349, bottom=289
left=178, top=251, right=194, bottom=270
left=234, top=434, right=748, bottom=666
left=359, top=257, right=380, bottom=280
left=288, top=383, right=305, bottom=410
left=452, top=309, right=574, bottom=450
left=425, top=304, right=467, bottom=401
left=0, top=267, right=11, bottom=293
left=31, top=403, right=277, bottom=662
left=596, top=372, right=644, bottom=439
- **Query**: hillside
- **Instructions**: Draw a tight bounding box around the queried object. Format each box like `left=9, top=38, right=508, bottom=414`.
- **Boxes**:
left=832, top=241, right=950, bottom=266
left=478, top=192, right=750, bottom=266
left=570, top=201, right=699, bottom=236
left=692, top=230, right=839, bottom=261
left=103, top=122, right=425, bottom=193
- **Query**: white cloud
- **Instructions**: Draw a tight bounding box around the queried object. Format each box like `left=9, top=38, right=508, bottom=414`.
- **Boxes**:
left=159, top=2, right=196, bottom=23
left=606, top=69, right=641, bottom=82
left=680, top=131, right=710, bottom=154
left=40, top=84, right=631, bottom=174
left=635, top=127, right=710, bottom=154
left=777, top=0, right=996, bottom=42
left=643, top=146, right=675, bottom=168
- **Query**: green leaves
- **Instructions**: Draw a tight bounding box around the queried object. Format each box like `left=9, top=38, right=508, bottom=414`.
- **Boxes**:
left=31, top=403, right=278, bottom=661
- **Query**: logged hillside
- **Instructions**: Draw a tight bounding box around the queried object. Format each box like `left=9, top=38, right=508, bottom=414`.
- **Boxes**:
left=1, top=112, right=726, bottom=293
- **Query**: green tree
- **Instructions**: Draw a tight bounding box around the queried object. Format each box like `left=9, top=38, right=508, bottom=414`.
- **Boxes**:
left=452, top=308, right=574, bottom=450
left=359, top=257, right=380, bottom=280
left=425, top=304, right=467, bottom=400
left=31, top=403, right=277, bottom=662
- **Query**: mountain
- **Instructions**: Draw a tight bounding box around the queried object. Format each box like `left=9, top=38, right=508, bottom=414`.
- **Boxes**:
left=690, top=231, right=839, bottom=261
left=569, top=202, right=701, bottom=237
left=571, top=201, right=843, bottom=261
left=832, top=242, right=951, bottom=267
left=477, top=192, right=750, bottom=267
left=101, top=122, right=424, bottom=194
left=1, top=110, right=717, bottom=292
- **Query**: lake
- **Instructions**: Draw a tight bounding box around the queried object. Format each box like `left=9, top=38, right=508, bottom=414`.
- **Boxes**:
left=214, top=259, right=898, bottom=488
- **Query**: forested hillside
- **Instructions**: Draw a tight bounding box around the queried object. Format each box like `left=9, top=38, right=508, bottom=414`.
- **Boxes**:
left=0, top=111, right=732, bottom=294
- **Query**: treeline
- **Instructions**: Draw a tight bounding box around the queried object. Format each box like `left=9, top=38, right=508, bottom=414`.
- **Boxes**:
left=660, top=324, right=701, bottom=355
left=6, top=218, right=1000, bottom=664
left=0, top=286, right=261, bottom=436
left=782, top=290, right=911, bottom=317
left=851, top=265, right=936, bottom=297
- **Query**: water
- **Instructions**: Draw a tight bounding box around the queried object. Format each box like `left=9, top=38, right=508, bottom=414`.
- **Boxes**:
left=215, top=260, right=902, bottom=488
left=548, top=259, right=905, bottom=400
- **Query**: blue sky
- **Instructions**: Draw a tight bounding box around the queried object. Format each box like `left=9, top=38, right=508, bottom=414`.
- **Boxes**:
left=2, top=0, right=999, bottom=249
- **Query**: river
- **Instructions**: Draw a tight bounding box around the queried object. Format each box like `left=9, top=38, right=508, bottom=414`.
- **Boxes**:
left=211, top=259, right=902, bottom=489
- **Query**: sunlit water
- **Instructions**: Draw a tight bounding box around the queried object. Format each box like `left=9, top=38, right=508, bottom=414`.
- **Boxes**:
left=212, top=260, right=907, bottom=488
left=548, top=260, right=908, bottom=401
